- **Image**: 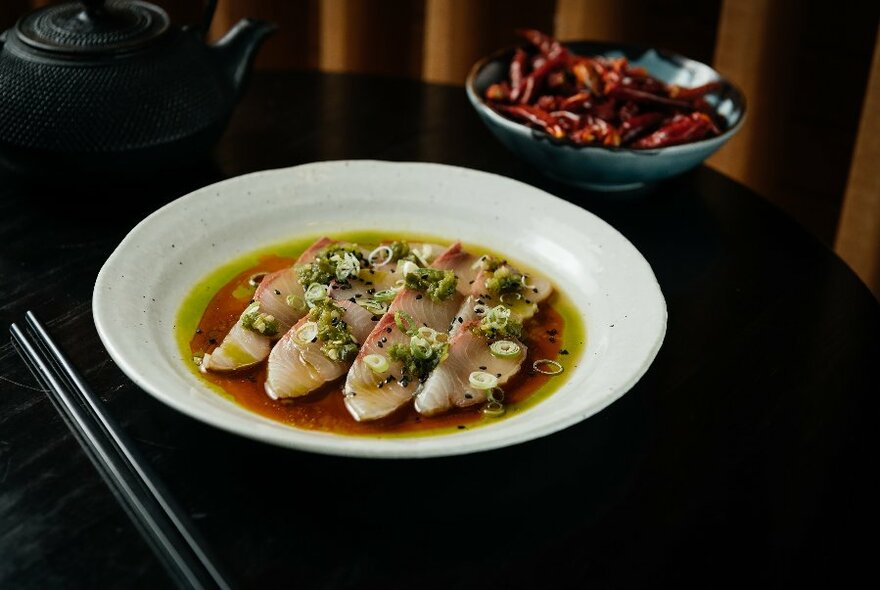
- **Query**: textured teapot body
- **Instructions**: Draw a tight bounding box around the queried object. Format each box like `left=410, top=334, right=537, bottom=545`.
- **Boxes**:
left=0, top=1, right=274, bottom=181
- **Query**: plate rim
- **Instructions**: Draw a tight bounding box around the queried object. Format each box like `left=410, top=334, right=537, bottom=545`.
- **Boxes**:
left=93, top=160, right=667, bottom=458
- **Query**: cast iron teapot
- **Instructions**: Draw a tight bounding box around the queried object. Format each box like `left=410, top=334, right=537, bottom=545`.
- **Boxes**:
left=0, top=0, right=275, bottom=180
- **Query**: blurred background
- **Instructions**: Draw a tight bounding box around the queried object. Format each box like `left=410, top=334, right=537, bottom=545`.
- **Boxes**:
left=2, top=0, right=878, bottom=298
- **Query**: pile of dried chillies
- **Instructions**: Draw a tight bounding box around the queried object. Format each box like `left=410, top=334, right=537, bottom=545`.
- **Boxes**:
left=484, top=30, right=724, bottom=149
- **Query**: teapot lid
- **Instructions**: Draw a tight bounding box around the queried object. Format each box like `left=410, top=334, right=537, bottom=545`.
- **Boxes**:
left=16, top=0, right=170, bottom=56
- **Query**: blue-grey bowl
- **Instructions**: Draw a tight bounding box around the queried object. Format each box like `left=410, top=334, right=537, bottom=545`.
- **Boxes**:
left=466, top=41, right=746, bottom=191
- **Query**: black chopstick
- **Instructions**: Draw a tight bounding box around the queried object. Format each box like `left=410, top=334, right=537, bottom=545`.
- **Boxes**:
left=10, top=312, right=233, bottom=590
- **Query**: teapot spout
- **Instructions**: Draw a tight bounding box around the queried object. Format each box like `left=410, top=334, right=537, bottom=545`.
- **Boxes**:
left=212, top=19, right=276, bottom=99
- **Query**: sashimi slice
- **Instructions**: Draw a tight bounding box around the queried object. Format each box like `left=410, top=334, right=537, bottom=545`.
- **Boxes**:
left=264, top=300, right=376, bottom=399
left=201, top=237, right=335, bottom=373
left=199, top=320, right=272, bottom=373
left=253, top=268, right=303, bottom=330
left=343, top=243, right=469, bottom=422
left=415, top=321, right=527, bottom=416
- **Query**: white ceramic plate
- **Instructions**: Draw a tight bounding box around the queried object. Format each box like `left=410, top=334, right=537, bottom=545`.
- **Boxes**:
left=93, top=161, right=666, bottom=458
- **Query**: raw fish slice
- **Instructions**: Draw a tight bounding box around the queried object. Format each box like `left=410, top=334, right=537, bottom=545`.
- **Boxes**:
left=431, top=244, right=481, bottom=296
left=342, top=314, right=416, bottom=421
left=393, top=287, right=463, bottom=333
left=343, top=242, right=469, bottom=422
left=254, top=268, right=303, bottom=331
left=264, top=300, right=375, bottom=399
left=200, top=320, right=271, bottom=373
left=415, top=321, right=527, bottom=416
left=202, top=237, right=335, bottom=373
left=470, top=264, right=554, bottom=322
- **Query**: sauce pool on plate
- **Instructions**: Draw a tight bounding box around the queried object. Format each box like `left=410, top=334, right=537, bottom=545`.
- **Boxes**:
left=177, top=232, right=584, bottom=437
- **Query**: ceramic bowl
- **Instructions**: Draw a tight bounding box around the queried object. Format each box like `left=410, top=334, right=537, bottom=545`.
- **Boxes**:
left=466, top=41, right=746, bottom=191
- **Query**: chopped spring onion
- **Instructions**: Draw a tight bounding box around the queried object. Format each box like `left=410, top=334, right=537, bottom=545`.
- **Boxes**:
left=483, top=389, right=505, bottom=417
left=533, top=359, right=564, bottom=375
left=521, top=274, right=536, bottom=290
left=360, top=299, right=387, bottom=315
left=471, top=255, right=488, bottom=270
left=286, top=294, right=306, bottom=311
left=331, top=252, right=361, bottom=281
left=411, top=244, right=432, bottom=266
left=373, top=288, right=398, bottom=303
left=248, top=272, right=267, bottom=287
left=500, top=291, right=522, bottom=305
left=484, top=305, right=511, bottom=328
left=304, top=282, right=328, bottom=308
left=364, top=353, right=389, bottom=373
left=394, top=310, right=418, bottom=335
left=241, top=302, right=279, bottom=336
left=416, top=326, right=447, bottom=345
left=368, top=245, right=394, bottom=267
left=295, top=321, right=318, bottom=343
left=469, top=371, right=498, bottom=390
left=398, top=259, right=420, bottom=277
left=410, top=336, right=434, bottom=360
left=490, top=340, right=521, bottom=358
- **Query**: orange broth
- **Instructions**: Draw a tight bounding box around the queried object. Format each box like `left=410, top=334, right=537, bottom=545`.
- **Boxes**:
left=180, top=238, right=584, bottom=437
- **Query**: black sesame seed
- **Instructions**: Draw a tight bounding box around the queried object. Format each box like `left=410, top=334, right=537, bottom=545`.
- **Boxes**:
left=532, top=288, right=538, bottom=293
left=208, top=338, right=217, bottom=344
left=525, top=299, right=532, bottom=304
left=371, top=315, right=380, bottom=321
left=549, top=337, right=556, bottom=343
left=464, top=393, right=473, bottom=399
left=386, top=327, right=393, bottom=333
left=355, top=293, right=362, bottom=298
left=415, top=294, right=423, bottom=300
left=311, top=337, right=318, bottom=343
left=457, top=425, right=466, bottom=430
left=457, top=317, right=463, bottom=323
left=348, top=297, right=356, bottom=303
left=479, top=365, right=487, bottom=370
left=378, top=342, right=384, bottom=348
left=496, top=373, right=502, bottom=378
left=274, top=289, right=281, bottom=295
left=367, top=288, right=375, bottom=294
left=381, top=337, right=387, bottom=343
left=560, top=349, right=569, bottom=355
left=195, top=328, right=202, bottom=334
left=477, top=299, right=485, bottom=305
left=548, top=329, right=558, bottom=335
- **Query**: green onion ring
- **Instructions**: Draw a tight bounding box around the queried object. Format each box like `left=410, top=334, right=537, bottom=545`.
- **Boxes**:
left=533, top=359, right=564, bottom=375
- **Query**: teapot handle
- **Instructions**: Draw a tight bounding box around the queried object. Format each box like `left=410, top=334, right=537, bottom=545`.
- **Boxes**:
left=197, top=0, right=218, bottom=40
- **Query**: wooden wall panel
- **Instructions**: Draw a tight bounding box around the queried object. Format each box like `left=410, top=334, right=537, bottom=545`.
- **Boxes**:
left=555, top=0, right=721, bottom=65
left=210, top=0, right=319, bottom=70
left=320, top=0, right=425, bottom=78
left=836, top=23, right=880, bottom=300
left=422, top=0, right=556, bottom=84
left=710, top=0, right=878, bottom=244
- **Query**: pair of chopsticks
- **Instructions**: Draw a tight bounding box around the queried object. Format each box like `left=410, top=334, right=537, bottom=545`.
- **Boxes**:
left=10, top=312, right=233, bottom=590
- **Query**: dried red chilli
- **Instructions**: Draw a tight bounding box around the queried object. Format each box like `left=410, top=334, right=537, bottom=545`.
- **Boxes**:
left=484, top=29, right=726, bottom=149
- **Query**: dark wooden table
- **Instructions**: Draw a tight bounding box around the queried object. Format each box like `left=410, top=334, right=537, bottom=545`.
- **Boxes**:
left=1, top=71, right=878, bottom=589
